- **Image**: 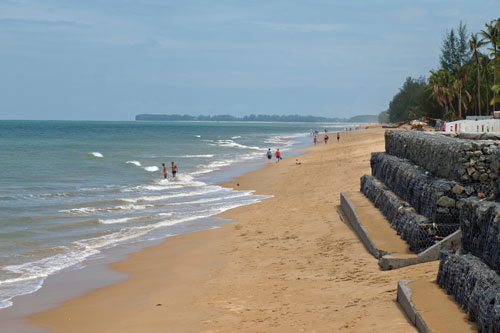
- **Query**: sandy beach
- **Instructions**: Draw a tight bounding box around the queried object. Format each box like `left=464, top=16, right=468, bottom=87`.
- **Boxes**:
left=30, top=127, right=440, bottom=332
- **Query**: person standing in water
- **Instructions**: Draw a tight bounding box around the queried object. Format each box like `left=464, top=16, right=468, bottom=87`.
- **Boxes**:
left=162, top=163, right=168, bottom=179
left=171, top=161, right=178, bottom=178
left=267, top=148, right=272, bottom=162
left=275, top=149, right=281, bottom=163
left=313, top=135, right=317, bottom=145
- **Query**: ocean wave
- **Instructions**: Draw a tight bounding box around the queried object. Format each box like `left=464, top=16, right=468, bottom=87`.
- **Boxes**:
left=90, top=152, right=103, bottom=158
left=59, top=204, right=154, bottom=214
left=181, top=154, right=214, bottom=158
left=165, top=191, right=254, bottom=206
left=216, top=139, right=263, bottom=150
left=126, top=160, right=141, bottom=167
left=0, top=245, right=100, bottom=309
left=191, top=159, right=234, bottom=175
left=119, top=186, right=224, bottom=203
left=143, top=166, right=159, bottom=172
left=0, top=190, right=270, bottom=309
left=98, top=217, right=135, bottom=224
left=231, top=136, right=241, bottom=139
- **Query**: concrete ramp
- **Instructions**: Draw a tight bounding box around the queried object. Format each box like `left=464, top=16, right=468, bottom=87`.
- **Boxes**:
left=340, top=192, right=461, bottom=270
left=340, top=191, right=414, bottom=259
left=398, top=280, right=476, bottom=332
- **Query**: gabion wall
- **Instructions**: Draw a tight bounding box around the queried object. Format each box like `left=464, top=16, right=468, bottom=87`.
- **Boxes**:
left=360, top=175, right=457, bottom=252
left=437, top=250, right=500, bottom=332
left=385, top=131, right=499, bottom=199
left=371, top=152, right=471, bottom=224
left=460, top=198, right=500, bottom=273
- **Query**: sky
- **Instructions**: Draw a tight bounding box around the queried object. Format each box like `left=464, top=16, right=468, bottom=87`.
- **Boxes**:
left=1, top=0, right=499, bottom=120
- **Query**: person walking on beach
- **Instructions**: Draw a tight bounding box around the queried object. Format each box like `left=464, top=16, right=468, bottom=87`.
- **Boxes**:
left=324, top=134, right=329, bottom=144
left=171, top=161, right=178, bottom=178
left=314, top=135, right=317, bottom=145
left=275, top=149, right=281, bottom=163
left=162, top=163, right=168, bottom=179
left=337, top=132, right=340, bottom=143
left=267, top=148, right=272, bottom=162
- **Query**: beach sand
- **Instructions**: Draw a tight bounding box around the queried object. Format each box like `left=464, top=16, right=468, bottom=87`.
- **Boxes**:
left=30, top=127, right=440, bottom=332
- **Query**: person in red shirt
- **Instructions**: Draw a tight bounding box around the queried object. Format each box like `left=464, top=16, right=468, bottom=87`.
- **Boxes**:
left=314, top=135, right=317, bottom=145
left=275, top=149, right=281, bottom=163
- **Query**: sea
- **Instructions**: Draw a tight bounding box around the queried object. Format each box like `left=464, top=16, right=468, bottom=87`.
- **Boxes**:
left=0, top=120, right=350, bottom=310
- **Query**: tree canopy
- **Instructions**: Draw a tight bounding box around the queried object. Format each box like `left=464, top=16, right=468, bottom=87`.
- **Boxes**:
left=382, top=19, right=500, bottom=123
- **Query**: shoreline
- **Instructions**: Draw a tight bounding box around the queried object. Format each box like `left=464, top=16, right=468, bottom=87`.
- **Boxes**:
left=0, top=127, right=310, bottom=330
left=28, top=126, right=439, bottom=331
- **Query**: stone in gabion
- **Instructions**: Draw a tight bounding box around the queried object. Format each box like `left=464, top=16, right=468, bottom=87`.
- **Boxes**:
left=437, top=250, right=500, bottom=331
left=384, top=131, right=499, bottom=199
left=460, top=198, right=500, bottom=274
left=360, top=175, right=459, bottom=252
left=371, top=152, right=480, bottom=224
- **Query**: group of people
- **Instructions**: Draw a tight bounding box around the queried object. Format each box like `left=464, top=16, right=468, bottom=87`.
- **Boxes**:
left=162, top=161, right=178, bottom=179
left=313, top=132, right=339, bottom=145
left=267, top=148, right=282, bottom=163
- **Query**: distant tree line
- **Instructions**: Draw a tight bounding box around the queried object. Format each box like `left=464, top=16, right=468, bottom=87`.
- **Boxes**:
left=382, top=18, right=500, bottom=123
left=136, top=113, right=379, bottom=123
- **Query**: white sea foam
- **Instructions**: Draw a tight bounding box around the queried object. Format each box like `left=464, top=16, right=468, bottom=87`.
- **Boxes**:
left=231, top=136, right=241, bottom=139
left=140, top=184, right=183, bottom=191
left=120, top=186, right=223, bottom=203
left=216, top=139, right=263, bottom=150
left=158, top=212, right=174, bottom=217
left=126, top=160, right=141, bottom=167
left=1, top=189, right=271, bottom=309
left=90, top=152, right=103, bottom=158
left=165, top=191, right=254, bottom=206
left=181, top=154, right=214, bottom=158
left=98, top=217, right=135, bottom=224
left=195, top=135, right=201, bottom=138
left=59, top=204, right=153, bottom=214
left=143, top=166, right=159, bottom=172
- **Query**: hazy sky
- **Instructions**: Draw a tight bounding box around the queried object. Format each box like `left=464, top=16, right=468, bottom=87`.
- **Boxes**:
left=1, top=0, right=499, bottom=120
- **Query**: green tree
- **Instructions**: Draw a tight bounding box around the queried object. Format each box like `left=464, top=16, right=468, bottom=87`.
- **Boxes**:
left=388, top=77, right=427, bottom=122
left=481, top=19, right=500, bottom=111
left=440, top=21, right=471, bottom=74
left=469, top=33, right=485, bottom=115
left=454, top=64, right=472, bottom=119
left=378, top=110, right=390, bottom=123
left=430, top=69, right=457, bottom=118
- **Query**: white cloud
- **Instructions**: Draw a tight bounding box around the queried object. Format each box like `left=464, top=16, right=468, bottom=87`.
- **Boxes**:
left=250, top=21, right=346, bottom=32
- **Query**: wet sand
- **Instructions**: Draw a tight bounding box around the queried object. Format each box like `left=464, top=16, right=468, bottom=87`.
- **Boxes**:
left=31, top=127, right=441, bottom=332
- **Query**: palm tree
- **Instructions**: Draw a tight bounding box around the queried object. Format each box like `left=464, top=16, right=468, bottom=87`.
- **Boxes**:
left=430, top=69, right=457, bottom=119
left=454, top=65, right=472, bottom=118
left=469, top=34, right=485, bottom=115
left=480, top=54, right=492, bottom=114
left=481, top=19, right=500, bottom=111
left=492, top=85, right=500, bottom=105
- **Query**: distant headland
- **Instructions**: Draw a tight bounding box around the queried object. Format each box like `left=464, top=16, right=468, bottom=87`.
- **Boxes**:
left=135, top=114, right=378, bottom=123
